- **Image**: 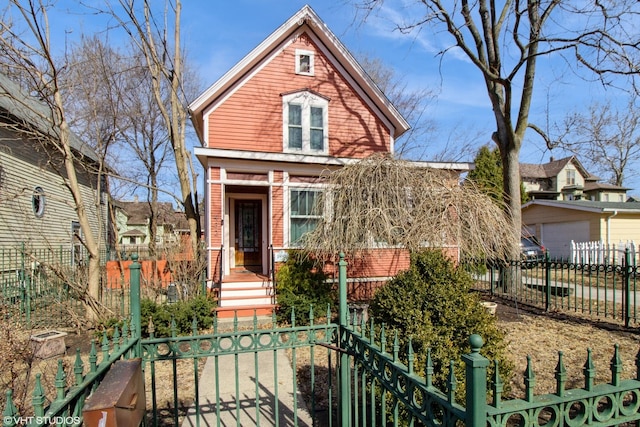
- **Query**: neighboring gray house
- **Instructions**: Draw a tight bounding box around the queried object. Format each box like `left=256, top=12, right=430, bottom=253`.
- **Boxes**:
left=0, top=72, right=109, bottom=261
left=521, top=156, right=630, bottom=202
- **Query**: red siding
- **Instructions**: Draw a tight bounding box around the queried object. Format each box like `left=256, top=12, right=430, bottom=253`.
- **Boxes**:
left=209, top=249, right=222, bottom=284
left=207, top=33, right=391, bottom=158
left=345, top=249, right=411, bottom=278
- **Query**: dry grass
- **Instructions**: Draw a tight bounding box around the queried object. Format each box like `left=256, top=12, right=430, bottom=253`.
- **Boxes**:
left=497, top=301, right=640, bottom=398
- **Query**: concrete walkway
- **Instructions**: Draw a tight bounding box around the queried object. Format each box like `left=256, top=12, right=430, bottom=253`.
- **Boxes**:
left=181, top=323, right=313, bottom=427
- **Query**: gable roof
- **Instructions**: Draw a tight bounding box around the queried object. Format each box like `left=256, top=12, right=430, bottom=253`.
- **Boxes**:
left=0, top=72, right=100, bottom=164
left=189, top=5, right=410, bottom=144
left=119, top=201, right=176, bottom=226
left=522, top=199, right=640, bottom=214
left=520, top=156, right=594, bottom=180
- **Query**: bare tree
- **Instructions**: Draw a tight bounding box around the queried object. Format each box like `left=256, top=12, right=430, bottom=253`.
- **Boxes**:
left=61, top=35, right=176, bottom=258
left=357, top=54, right=437, bottom=158
left=0, top=0, right=108, bottom=321
left=105, top=0, right=203, bottom=258
left=557, top=98, right=640, bottom=187
left=356, top=1, right=640, bottom=255
left=302, top=155, right=516, bottom=260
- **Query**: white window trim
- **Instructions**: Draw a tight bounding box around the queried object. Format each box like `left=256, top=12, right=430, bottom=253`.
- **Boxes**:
left=295, top=49, right=314, bottom=76
left=282, top=91, right=329, bottom=155
left=32, top=186, right=45, bottom=218
left=284, top=184, right=328, bottom=247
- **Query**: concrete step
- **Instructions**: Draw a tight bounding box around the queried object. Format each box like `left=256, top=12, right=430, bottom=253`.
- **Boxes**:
left=222, top=287, right=273, bottom=298
left=220, top=281, right=270, bottom=290
left=215, top=304, right=277, bottom=318
left=219, top=295, right=274, bottom=307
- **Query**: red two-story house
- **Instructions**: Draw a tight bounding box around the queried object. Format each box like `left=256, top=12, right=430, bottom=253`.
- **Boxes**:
left=189, top=5, right=470, bottom=316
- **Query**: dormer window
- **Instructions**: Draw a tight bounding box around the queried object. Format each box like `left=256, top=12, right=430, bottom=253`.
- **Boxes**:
left=295, top=49, right=314, bottom=76
left=283, top=90, right=329, bottom=154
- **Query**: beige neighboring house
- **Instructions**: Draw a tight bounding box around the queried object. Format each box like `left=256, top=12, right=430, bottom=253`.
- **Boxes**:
left=115, top=199, right=183, bottom=249
left=0, top=72, right=109, bottom=261
left=522, top=200, right=640, bottom=259
left=521, top=156, right=630, bottom=202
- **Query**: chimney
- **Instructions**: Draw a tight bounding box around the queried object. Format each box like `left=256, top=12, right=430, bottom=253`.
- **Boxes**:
left=134, top=195, right=139, bottom=203
left=549, top=156, right=554, bottom=162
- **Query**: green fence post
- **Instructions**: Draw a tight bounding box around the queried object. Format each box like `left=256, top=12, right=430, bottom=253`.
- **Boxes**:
left=338, top=252, right=351, bottom=426
left=462, top=334, right=489, bottom=427
left=129, top=254, right=142, bottom=356
left=544, top=250, right=551, bottom=311
left=624, top=248, right=631, bottom=328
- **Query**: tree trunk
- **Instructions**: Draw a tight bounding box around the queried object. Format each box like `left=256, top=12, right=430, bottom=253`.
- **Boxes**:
left=58, top=117, right=102, bottom=322
left=501, top=146, right=522, bottom=256
left=86, top=255, right=102, bottom=320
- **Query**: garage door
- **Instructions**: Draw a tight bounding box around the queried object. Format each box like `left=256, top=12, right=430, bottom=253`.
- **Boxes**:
left=541, top=221, right=590, bottom=259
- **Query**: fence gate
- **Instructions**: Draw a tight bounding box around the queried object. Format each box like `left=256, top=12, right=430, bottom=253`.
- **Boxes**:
left=141, top=311, right=340, bottom=427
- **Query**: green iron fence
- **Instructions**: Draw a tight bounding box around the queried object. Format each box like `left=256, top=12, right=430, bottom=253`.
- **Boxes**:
left=466, top=250, right=640, bottom=327
left=4, top=253, right=640, bottom=426
left=0, top=244, right=203, bottom=328
left=1, top=323, right=140, bottom=426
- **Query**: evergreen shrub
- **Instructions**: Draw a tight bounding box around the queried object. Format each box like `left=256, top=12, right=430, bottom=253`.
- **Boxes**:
left=275, top=251, right=336, bottom=325
left=370, top=249, right=513, bottom=401
left=140, top=295, right=216, bottom=337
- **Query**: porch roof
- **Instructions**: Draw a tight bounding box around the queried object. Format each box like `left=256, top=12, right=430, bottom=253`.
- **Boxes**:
left=194, top=147, right=474, bottom=173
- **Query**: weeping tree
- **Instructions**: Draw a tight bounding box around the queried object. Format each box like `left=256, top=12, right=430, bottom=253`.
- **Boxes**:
left=301, top=155, right=517, bottom=261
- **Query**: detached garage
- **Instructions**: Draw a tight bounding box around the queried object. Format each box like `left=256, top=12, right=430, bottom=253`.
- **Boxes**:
left=521, top=200, right=640, bottom=259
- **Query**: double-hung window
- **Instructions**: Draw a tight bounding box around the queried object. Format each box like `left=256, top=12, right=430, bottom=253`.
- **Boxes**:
left=566, top=169, right=576, bottom=186
left=290, top=189, right=323, bottom=245
left=283, top=91, right=328, bottom=154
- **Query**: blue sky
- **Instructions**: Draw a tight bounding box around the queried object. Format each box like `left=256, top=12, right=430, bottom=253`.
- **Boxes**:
left=46, top=1, right=637, bottom=192
left=181, top=2, right=632, bottom=172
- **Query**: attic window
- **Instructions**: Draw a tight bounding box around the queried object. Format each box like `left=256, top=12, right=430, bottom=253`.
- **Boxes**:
left=295, top=49, right=314, bottom=76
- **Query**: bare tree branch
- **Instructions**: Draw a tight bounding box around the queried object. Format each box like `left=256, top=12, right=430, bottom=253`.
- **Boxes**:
left=302, top=155, right=516, bottom=260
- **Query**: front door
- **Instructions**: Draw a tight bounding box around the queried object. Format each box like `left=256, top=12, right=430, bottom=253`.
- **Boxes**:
left=234, top=200, right=262, bottom=270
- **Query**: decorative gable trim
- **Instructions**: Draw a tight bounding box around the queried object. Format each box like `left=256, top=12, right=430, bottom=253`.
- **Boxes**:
left=190, top=5, right=409, bottom=150
left=280, top=88, right=330, bottom=101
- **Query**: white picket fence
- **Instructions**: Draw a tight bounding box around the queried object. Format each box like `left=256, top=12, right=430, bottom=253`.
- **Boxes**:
left=570, top=240, right=638, bottom=265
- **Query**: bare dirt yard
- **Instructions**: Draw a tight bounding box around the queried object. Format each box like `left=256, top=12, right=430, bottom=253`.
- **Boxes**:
left=491, top=298, right=640, bottom=398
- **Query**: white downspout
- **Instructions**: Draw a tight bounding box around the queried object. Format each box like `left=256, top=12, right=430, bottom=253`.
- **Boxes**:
left=606, top=210, right=618, bottom=245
